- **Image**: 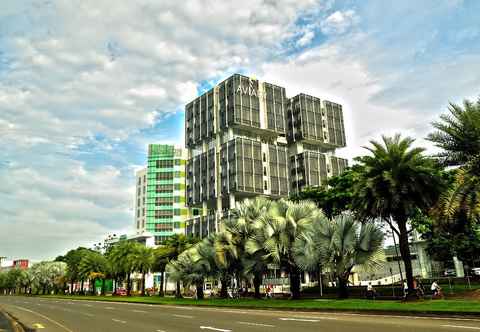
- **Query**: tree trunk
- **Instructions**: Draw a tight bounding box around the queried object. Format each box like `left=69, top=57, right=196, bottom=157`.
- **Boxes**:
left=219, top=275, right=229, bottom=299
left=289, top=265, right=301, bottom=299
left=337, top=276, right=349, bottom=299
left=80, top=280, right=84, bottom=295
left=397, top=218, right=415, bottom=299
left=253, top=272, right=262, bottom=299
left=126, top=273, right=132, bottom=296
left=113, top=278, right=117, bottom=295
left=158, top=272, right=165, bottom=297
left=70, top=279, right=74, bottom=295
left=101, top=279, right=106, bottom=296
left=141, top=272, right=146, bottom=296
left=175, top=281, right=182, bottom=298
left=196, top=280, right=204, bottom=300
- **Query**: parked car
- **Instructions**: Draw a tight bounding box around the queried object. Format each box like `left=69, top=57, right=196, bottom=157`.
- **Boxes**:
left=114, top=288, right=127, bottom=296
left=472, top=268, right=480, bottom=276
left=443, top=269, right=456, bottom=277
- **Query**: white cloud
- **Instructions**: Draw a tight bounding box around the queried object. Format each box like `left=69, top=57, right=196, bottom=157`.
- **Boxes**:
left=321, top=10, right=358, bottom=35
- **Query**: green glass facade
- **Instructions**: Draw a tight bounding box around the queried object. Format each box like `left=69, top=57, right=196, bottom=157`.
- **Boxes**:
left=145, top=144, right=187, bottom=245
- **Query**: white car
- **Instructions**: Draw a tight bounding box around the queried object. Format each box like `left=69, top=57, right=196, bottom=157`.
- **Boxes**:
left=472, top=268, right=480, bottom=276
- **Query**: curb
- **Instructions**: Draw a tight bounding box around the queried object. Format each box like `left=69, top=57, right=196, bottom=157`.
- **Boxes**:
left=39, top=295, right=480, bottom=319
left=1, top=309, right=25, bottom=332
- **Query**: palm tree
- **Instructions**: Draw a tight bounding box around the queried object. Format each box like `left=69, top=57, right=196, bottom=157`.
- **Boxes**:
left=78, top=251, right=108, bottom=295
left=248, top=199, right=319, bottom=299
left=152, top=247, right=170, bottom=296
left=352, top=134, right=444, bottom=296
left=108, top=241, right=138, bottom=296
left=133, top=246, right=154, bottom=296
left=427, top=98, right=480, bottom=167
left=428, top=98, right=480, bottom=222
left=160, top=234, right=196, bottom=298
left=294, top=213, right=384, bottom=298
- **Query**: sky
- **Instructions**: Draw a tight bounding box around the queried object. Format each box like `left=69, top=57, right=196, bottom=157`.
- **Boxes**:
left=0, top=0, right=479, bottom=261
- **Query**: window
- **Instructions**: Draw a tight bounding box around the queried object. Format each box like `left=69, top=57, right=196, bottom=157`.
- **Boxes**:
left=137, top=209, right=140, bottom=218
left=156, top=160, right=174, bottom=168
left=156, top=172, right=174, bottom=181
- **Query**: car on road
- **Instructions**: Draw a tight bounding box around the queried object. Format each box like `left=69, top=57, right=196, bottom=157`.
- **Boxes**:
left=443, top=269, right=456, bottom=277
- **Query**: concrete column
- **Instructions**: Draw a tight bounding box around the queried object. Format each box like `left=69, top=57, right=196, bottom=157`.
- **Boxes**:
left=453, top=256, right=465, bottom=277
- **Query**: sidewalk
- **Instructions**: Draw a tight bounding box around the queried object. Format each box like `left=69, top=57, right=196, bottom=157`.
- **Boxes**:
left=0, top=310, right=24, bottom=332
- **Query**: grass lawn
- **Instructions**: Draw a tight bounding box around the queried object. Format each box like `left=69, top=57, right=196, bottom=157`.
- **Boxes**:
left=39, top=295, right=480, bottom=315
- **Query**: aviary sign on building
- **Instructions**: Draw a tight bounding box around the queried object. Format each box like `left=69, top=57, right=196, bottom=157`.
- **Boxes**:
left=134, top=144, right=188, bottom=245
left=185, top=74, right=348, bottom=237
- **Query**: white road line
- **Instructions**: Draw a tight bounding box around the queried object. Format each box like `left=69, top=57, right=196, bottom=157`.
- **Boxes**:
left=112, top=318, right=127, bottom=324
left=105, top=306, right=115, bottom=310
left=132, top=309, right=148, bottom=313
left=173, top=314, right=194, bottom=319
left=11, top=305, right=74, bottom=332
left=441, top=325, right=480, bottom=330
left=279, top=317, right=320, bottom=322
left=83, top=304, right=92, bottom=307
left=237, top=321, right=275, bottom=327
left=200, top=326, right=232, bottom=332
left=156, top=330, right=167, bottom=332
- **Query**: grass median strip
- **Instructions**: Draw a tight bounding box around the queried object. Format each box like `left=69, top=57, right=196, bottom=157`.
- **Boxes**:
left=37, top=295, right=480, bottom=315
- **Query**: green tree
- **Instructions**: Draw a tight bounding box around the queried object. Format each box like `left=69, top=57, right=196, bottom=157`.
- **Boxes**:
left=108, top=240, right=139, bottom=296
left=352, top=134, right=444, bottom=296
left=248, top=199, right=319, bottom=299
left=159, top=234, right=196, bottom=298
left=152, top=246, right=170, bottom=296
left=294, top=166, right=362, bottom=218
left=133, top=246, right=154, bottom=296
left=79, top=251, right=109, bottom=295
left=428, top=98, right=480, bottom=223
left=294, top=214, right=384, bottom=298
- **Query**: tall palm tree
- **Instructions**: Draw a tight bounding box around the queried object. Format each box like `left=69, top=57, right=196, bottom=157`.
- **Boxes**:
left=428, top=98, right=480, bottom=222
left=108, top=241, right=138, bottom=296
left=352, top=134, right=444, bottom=296
left=248, top=199, right=318, bottom=299
left=160, top=234, right=196, bottom=298
left=133, top=246, right=154, bottom=296
left=294, top=214, right=384, bottom=298
left=152, top=247, right=170, bottom=296
left=78, top=251, right=108, bottom=295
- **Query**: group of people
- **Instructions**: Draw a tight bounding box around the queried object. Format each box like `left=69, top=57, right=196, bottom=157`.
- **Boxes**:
left=366, top=279, right=443, bottom=299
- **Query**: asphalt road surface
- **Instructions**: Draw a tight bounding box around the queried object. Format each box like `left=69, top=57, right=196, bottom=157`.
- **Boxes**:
left=0, top=296, right=479, bottom=332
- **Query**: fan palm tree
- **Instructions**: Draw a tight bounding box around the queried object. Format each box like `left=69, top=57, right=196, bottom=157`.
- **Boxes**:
left=152, top=246, right=170, bottom=296
left=352, top=134, right=444, bottom=296
left=428, top=98, right=480, bottom=222
left=294, top=214, right=384, bottom=298
left=133, top=246, right=154, bottom=296
left=248, top=199, right=319, bottom=299
left=229, top=197, right=272, bottom=298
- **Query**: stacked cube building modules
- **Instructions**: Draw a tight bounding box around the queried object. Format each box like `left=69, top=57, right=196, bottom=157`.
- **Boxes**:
left=185, top=74, right=348, bottom=237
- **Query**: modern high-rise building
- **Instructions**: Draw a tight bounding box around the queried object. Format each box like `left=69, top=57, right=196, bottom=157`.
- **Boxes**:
left=185, top=74, right=348, bottom=237
left=134, top=144, right=188, bottom=245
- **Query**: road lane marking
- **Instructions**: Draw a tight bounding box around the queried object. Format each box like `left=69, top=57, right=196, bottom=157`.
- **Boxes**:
left=173, top=314, right=194, bottom=319
left=32, top=323, right=45, bottom=329
left=200, top=327, right=231, bottom=332
left=279, top=317, right=320, bottom=322
left=105, top=306, right=115, bottom=310
left=237, top=321, right=275, bottom=327
left=112, top=318, right=127, bottom=324
left=442, top=325, right=480, bottom=330
left=83, top=304, right=92, bottom=307
left=156, top=330, right=166, bottom=332
left=132, top=309, right=148, bottom=313
left=11, top=305, right=74, bottom=332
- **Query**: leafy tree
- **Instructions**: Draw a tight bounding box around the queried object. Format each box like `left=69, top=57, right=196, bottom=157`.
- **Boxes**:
left=247, top=199, right=318, bottom=299
left=79, top=251, right=109, bottom=295
left=63, top=247, right=95, bottom=294
left=294, top=213, right=384, bottom=298
left=133, top=246, right=154, bottom=296
left=152, top=246, right=170, bottom=296
left=108, top=240, right=139, bottom=296
left=158, top=234, right=197, bottom=298
left=352, top=134, right=444, bottom=296
left=293, top=166, right=362, bottom=218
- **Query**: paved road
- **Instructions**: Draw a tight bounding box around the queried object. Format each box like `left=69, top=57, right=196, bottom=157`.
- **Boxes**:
left=0, top=296, right=479, bottom=332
